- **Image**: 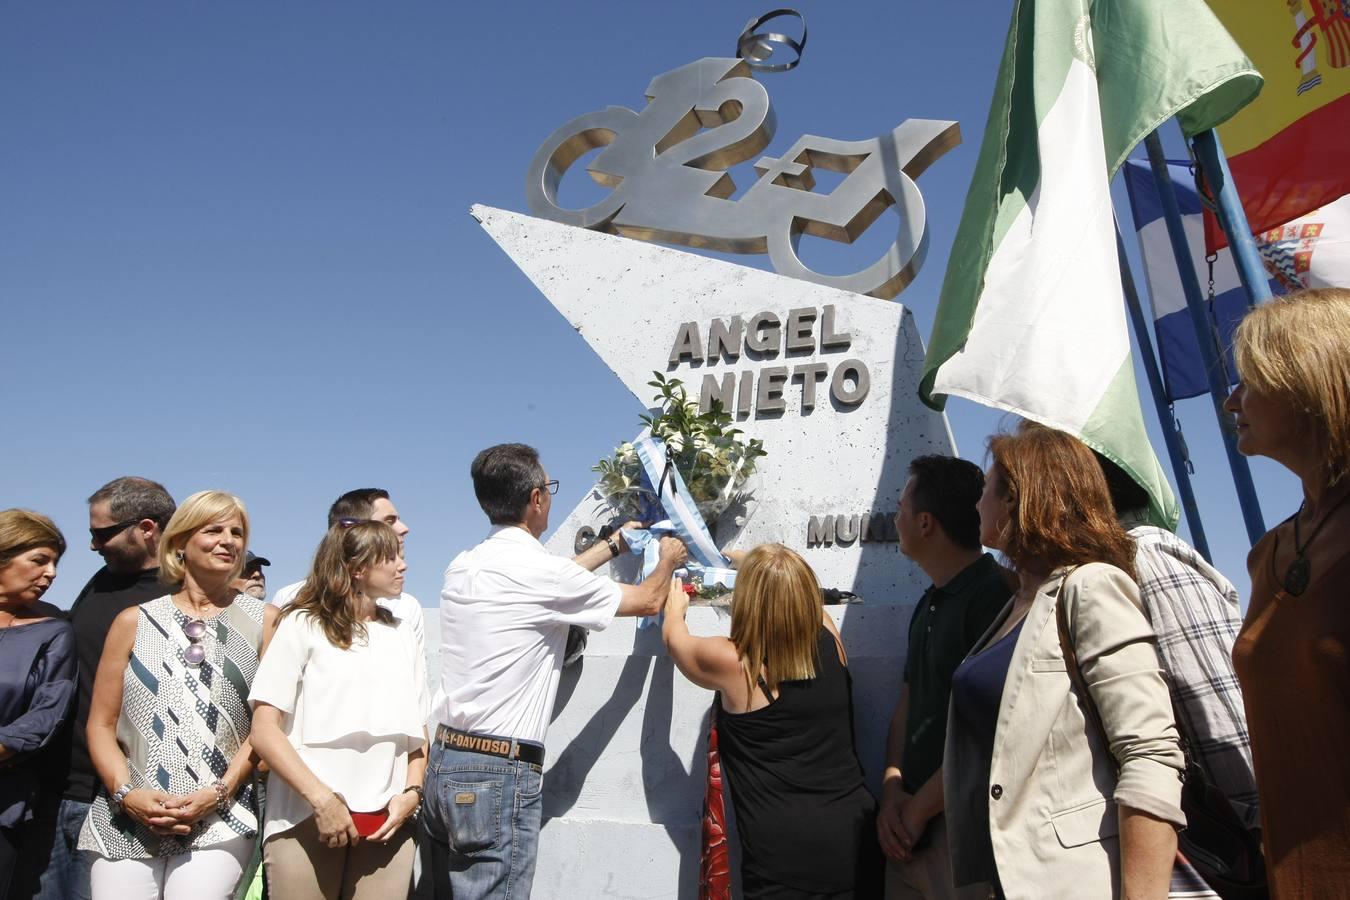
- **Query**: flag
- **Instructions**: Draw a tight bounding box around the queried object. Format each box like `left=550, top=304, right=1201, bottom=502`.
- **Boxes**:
left=1124, top=158, right=1350, bottom=401
left=1123, top=159, right=1265, bottom=402
left=1205, top=0, right=1350, bottom=249
left=920, top=0, right=1262, bottom=531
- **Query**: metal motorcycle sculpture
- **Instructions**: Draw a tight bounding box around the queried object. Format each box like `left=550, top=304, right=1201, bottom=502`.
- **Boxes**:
left=525, top=55, right=960, bottom=300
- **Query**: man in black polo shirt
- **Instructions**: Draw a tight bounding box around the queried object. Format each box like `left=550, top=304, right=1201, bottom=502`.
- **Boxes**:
left=33, top=476, right=175, bottom=900
left=879, top=456, right=1009, bottom=900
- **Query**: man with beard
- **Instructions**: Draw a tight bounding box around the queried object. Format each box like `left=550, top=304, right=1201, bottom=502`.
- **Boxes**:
left=33, top=476, right=176, bottom=900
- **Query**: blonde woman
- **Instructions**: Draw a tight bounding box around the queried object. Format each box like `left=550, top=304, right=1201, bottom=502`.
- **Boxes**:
left=249, top=522, right=427, bottom=900
left=0, top=510, right=74, bottom=899
left=82, top=491, right=277, bottom=900
left=663, top=544, right=882, bottom=899
left=1225, top=287, right=1350, bottom=896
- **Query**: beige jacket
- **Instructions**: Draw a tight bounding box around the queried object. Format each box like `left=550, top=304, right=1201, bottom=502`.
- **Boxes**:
left=943, top=563, right=1185, bottom=899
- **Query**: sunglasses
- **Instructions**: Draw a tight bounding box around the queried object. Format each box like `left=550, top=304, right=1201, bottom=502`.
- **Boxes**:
left=182, top=619, right=208, bottom=667
left=336, top=517, right=371, bottom=528
left=89, top=518, right=143, bottom=544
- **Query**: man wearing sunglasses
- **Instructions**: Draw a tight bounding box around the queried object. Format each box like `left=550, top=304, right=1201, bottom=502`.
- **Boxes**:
left=34, top=476, right=175, bottom=900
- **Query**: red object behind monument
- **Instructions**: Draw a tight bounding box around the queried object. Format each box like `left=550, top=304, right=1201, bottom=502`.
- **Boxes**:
left=699, top=716, right=731, bottom=900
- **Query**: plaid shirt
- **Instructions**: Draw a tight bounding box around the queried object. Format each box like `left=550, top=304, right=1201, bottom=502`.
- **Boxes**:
left=1126, top=514, right=1261, bottom=831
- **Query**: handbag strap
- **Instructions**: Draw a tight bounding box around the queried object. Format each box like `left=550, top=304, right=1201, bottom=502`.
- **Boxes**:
left=1053, top=567, right=1120, bottom=774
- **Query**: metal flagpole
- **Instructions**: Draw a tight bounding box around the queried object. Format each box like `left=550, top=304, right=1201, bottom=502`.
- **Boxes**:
left=1190, top=129, right=1275, bottom=308
left=1142, top=131, right=1266, bottom=546
left=1114, top=225, right=1213, bottom=561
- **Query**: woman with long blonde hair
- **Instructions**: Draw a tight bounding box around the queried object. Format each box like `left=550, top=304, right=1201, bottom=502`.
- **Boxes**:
left=249, top=521, right=428, bottom=900
left=663, top=544, right=882, bottom=899
left=1225, top=287, right=1350, bottom=895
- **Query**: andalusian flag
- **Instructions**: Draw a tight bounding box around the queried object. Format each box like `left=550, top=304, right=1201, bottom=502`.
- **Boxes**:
left=920, top=0, right=1261, bottom=530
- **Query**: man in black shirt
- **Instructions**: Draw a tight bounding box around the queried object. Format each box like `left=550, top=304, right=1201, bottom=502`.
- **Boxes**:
left=33, top=476, right=175, bottom=900
left=879, top=456, right=1009, bottom=900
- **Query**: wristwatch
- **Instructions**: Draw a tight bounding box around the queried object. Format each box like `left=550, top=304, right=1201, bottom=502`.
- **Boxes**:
left=111, top=783, right=134, bottom=814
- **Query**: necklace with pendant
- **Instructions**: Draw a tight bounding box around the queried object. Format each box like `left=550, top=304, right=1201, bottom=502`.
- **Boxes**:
left=1274, top=490, right=1350, bottom=597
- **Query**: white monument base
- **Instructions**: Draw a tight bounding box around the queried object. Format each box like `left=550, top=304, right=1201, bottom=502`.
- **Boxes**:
left=530, top=603, right=908, bottom=900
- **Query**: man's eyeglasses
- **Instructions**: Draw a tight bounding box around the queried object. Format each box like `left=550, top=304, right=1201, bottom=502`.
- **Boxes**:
left=336, top=517, right=371, bottom=528
left=540, top=480, right=559, bottom=495
left=89, top=519, right=142, bottom=544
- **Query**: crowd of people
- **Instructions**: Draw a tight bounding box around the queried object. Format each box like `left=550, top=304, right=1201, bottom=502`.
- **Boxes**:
left=0, top=286, right=1345, bottom=900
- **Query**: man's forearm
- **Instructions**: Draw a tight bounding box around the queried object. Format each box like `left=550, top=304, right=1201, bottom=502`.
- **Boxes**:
left=883, top=686, right=910, bottom=789
left=574, top=537, right=620, bottom=572
left=640, top=556, right=678, bottom=603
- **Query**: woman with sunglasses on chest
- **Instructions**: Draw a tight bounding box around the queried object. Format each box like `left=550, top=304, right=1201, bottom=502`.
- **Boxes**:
left=248, top=521, right=428, bottom=900
left=81, top=491, right=278, bottom=900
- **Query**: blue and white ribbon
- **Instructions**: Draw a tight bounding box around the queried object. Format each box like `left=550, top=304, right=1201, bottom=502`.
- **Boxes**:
left=626, top=435, right=735, bottom=628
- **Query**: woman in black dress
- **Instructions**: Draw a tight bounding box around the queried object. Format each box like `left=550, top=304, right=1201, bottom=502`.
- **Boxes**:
left=663, top=543, right=882, bottom=899
left=0, top=509, right=76, bottom=900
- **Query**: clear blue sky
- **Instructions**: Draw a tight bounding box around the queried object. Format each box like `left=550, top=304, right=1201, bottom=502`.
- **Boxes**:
left=1, top=2, right=1298, bottom=608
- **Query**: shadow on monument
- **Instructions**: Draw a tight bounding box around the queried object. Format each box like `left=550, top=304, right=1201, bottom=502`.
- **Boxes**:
left=642, top=654, right=707, bottom=900
left=545, top=626, right=714, bottom=900
left=833, top=294, right=955, bottom=790
left=544, top=651, right=649, bottom=819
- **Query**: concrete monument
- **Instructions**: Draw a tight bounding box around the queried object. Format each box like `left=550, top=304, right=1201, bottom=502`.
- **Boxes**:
left=465, top=15, right=961, bottom=897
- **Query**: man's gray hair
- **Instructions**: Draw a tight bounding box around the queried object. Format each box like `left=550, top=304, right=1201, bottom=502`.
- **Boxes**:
left=88, top=476, right=177, bottom=527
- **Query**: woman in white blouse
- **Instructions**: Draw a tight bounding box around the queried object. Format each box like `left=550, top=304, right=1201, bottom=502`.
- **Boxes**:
left=249, top=521, right=428, bottom=900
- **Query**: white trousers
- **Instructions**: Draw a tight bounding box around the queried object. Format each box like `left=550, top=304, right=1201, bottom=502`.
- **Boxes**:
left=89, top=834, right=253, bottom=900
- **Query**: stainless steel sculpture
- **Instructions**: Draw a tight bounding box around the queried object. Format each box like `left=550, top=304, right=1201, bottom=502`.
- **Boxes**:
left=525, top=17, right=959, bottom=300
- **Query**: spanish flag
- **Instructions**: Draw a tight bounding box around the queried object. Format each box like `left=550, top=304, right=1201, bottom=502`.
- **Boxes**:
left=1206, top=1, right=1350, bottom=248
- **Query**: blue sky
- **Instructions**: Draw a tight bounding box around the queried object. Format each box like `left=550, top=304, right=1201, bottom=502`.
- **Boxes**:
left=2, top=2, right=1298, bottom=608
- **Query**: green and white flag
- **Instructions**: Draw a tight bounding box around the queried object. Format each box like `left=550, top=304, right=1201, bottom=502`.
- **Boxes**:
left=920, top=0, right=1261, bottom=529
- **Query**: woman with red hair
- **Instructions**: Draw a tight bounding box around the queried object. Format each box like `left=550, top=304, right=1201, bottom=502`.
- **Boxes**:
left=944, top=423, right=1184, bottom=899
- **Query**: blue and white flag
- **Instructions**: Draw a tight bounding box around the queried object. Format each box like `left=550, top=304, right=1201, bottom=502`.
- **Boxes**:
left=1125, top=159, right=1350, bottom=401
left=1122, top=159, right=1269, bottom=402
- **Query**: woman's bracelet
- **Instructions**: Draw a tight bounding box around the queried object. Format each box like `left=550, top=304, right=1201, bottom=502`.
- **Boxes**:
left=211, top=780, right=231, bottom=815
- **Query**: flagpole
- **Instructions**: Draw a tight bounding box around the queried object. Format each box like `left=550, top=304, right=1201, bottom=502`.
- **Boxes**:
left=1114, top=227, right=1213, bottom=559
left=1190, top=129, right=1275, bottom=308
left=1114, top=226, right=1212, bottom=561
left=1143, top=131, right=1266, bottom=546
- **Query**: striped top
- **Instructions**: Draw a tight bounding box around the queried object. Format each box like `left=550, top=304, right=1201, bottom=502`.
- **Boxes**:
left=79, top=594, right=265, bottom=859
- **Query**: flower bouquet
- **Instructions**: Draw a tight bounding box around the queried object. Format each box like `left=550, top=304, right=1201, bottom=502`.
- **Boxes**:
left=593, top=372, right=767, bottom=529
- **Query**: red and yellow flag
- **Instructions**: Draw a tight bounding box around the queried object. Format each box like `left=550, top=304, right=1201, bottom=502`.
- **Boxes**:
left=1206, top=1, right=1350, bottom=248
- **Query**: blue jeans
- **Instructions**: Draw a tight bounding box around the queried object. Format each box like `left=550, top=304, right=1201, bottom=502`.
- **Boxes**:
left=418, top=742, right=543, bottom=900
left=34, top=797, right=93, bottom=900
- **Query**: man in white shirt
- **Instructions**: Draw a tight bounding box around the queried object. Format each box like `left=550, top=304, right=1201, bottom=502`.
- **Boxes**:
left=420, top=443, right=686, bottom=900
left=271, top=488, right=423, bottom=637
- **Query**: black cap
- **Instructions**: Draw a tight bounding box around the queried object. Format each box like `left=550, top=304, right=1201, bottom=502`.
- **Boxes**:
left=244, top=551, right=271, bottom=568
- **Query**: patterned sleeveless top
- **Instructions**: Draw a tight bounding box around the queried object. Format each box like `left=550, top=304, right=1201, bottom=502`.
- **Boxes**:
left=79, top=594, right=265, bottom=859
